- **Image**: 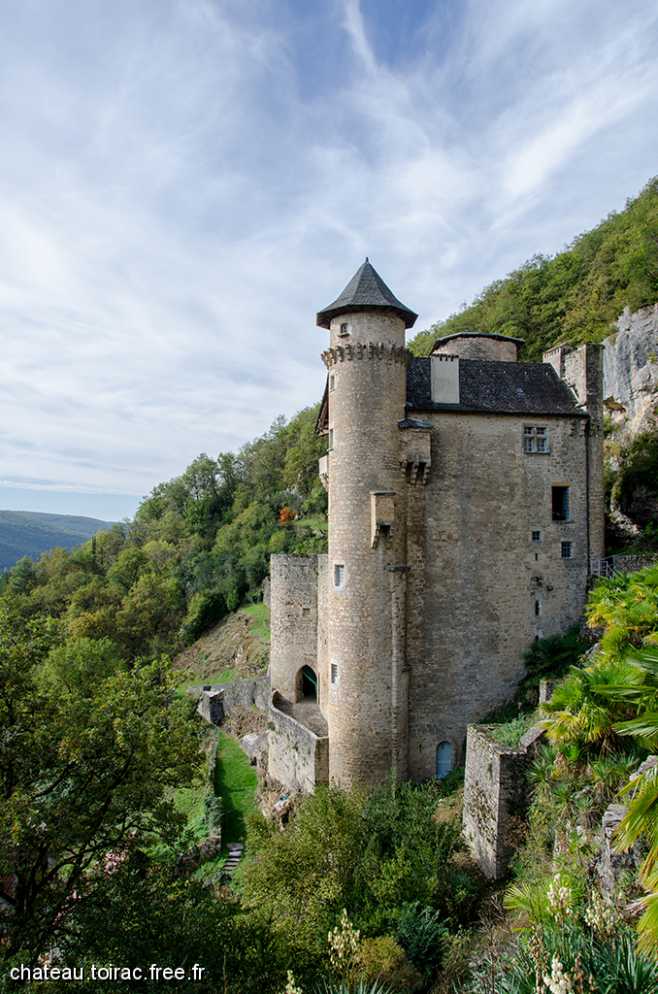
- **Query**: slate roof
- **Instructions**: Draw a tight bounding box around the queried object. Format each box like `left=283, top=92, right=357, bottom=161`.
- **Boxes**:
left=317, top=259, right=418, bottom=329
left=407, top=357, right=586, bottom=417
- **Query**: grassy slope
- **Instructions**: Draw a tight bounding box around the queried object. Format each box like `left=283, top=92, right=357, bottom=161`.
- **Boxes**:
left=175, top=602, right=270, bottom=691
left=175, top=728, right=258, bottom=851
left=215, top=731, right=259, bottom=844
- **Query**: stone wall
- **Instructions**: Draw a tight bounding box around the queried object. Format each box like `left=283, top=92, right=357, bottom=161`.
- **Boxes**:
left=268, top=691, right=329, bottom=793
left=195, top=676, right=269, bottom=726
left=462, top=725, right=532, bottom=880
left=408, top=409, right=591, bottom=779
left=316, top=554, right=328, bottom=716
left=269, top=555, right=320, bottom=704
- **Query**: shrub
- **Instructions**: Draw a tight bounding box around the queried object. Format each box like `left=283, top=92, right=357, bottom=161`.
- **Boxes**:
left=204, top=794, right=223, bottom=834
left=356, top=936, right=421, bottom=992
left=522, top=626, right=588, bottom=682
left=241, top=781, right=480, bottom=960
left=395, top=902, right=448, bottom=978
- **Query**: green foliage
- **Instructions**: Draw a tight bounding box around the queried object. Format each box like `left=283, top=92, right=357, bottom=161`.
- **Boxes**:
left=0, top=510, right=112, bottom=572
left=541, top=655, right=646, bottom=749
left=242, top=600, right=271, bottom=641
left=0, top=405, right=327, bottom=665
left=540, top=565, right=658, bottom=751
left=314, top=983, right=395, bottom=994
left=613, top=427, right=658, bottom=535
left=487, top=714, right=536, bottom=747
left=204, top=793, right=223, bottom=834
left=587, top=564, right=658, bottom=660
left=356, top=936, right=421, bottom=992
left=395, top=902, right=448, bottom=978
left=466, top=924, right=658, bottom=994
left=50, top=859, right=292, bottom=994
left=241, top=781, right=479, bottom=964
left=408, top=177, right=658, bottom=361
left=0, top=603, right=200, bottom=961
left=523, top=626, right=588, bottom=682
left=214, top=731, right=258, bottom=844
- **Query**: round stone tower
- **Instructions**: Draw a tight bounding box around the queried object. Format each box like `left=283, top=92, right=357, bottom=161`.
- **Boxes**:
left=316, top=259, right=417, bottom=788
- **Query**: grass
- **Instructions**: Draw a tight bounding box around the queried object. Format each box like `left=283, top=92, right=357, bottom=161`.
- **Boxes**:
left=488, top=713, right=537, bottom=748
left=173, top=780, right=209, bottom=840
left=214, top=731, right=258, bottom=844
left=181, top=666, right=236, bottom=692
left=242, top=601, right=270, bottom=643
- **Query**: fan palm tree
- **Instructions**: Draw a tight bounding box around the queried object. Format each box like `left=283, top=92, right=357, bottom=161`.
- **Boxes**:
left=605, top=650, right=658, bottom=955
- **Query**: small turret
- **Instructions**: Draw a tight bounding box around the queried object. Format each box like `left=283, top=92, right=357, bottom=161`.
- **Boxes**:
left=432, top=331, right=523, bottom=362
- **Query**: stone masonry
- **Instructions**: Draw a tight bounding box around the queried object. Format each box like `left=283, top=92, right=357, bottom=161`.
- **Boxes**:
left=266, top=259, right=606, bottom=792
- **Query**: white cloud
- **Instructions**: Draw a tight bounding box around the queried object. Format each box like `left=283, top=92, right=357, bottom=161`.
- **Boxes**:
left=0, top=0, right=657, bottom=514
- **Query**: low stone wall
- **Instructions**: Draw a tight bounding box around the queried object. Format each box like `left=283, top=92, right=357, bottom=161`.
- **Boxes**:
left=195, top=676, right=270, bottom=726
left=268, top=692, right=329, bottom=794
left=462, top=724, right=544, bottom=880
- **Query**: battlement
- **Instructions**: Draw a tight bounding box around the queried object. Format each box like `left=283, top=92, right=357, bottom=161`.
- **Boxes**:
left=321, top=342, right=408, bottom=368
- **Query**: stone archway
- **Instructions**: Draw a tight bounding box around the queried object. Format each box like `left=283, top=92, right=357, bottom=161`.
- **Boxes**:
left=297, top=665, right=318, bottom=702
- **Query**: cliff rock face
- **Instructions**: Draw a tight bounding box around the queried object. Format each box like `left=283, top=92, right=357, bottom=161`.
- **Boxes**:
left=603, top=304, right=658, bottom=437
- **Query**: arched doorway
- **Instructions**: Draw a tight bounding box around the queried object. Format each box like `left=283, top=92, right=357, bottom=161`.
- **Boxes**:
left=298, top=665, right=318, bottom=702
left=436, top=741, right=454, bottom=780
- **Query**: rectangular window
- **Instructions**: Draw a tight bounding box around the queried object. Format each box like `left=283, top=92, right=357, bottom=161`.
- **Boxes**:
left=329, top=374, right=335, bottom=391
left=534, top=599, right=541, bottom=616
left=328, top=428, right=334, bottom=450
left=523, top=425, right=550, bottom=454
left=334, top=564, right=345, bottom=588
left=561, top=541, right=573, bottom=559
left=552, top=486, right=570, bottom=521
left=330, top=662, right=339, bottom=685
left=302, top=606, right=310, bottom=616
left=531, top=530, right=541, bottom=543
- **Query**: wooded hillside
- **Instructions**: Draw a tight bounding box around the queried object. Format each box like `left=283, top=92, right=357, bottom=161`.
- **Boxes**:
left=409, top=177, right=658, bottom=360
left=0, top=406, right=327, bottom=660
left=0, top=510, right=112, bottom=571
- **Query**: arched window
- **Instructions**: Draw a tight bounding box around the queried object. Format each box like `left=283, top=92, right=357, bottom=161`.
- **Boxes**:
left=436, top=741, right=454, bottom=780
left=299, top=665, right=318, bottom=702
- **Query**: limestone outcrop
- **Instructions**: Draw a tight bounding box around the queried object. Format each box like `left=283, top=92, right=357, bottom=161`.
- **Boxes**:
left=603, top=304, right=658, bottom=439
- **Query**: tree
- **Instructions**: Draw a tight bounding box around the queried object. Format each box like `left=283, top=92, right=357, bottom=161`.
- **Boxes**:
left=0, top=603, right=200, bottom=962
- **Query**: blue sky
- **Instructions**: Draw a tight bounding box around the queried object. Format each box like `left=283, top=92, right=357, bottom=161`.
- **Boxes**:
left=1, top=0, right=657, bottom=520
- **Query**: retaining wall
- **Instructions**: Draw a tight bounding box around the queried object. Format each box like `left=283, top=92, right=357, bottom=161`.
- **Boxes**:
left=195, top=676, right=269, bottom=726
left=268, top=691, right=329, bottom=793
left=462, top=724, right=544, bottom=880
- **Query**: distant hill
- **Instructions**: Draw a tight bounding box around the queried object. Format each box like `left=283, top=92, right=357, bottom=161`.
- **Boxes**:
left=0, top=510, right=114, bottom=571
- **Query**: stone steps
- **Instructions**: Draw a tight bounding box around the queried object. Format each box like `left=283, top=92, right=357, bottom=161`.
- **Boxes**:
left=222, top=843, right=244, bottom=877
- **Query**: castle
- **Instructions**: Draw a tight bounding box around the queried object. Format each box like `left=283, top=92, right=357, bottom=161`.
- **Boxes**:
left=267, top=259, right=604, bottom=792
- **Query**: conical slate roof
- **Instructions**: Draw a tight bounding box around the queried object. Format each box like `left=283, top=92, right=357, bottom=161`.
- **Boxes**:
left=316, top=258, right=418, bottom=329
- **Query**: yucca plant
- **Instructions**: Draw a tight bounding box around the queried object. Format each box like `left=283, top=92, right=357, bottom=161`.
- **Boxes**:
left=313, top=982, right=395, bottom=994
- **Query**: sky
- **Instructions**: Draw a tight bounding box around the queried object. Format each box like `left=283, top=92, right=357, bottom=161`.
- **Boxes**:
left=1, top=0, right=658, bottom=521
